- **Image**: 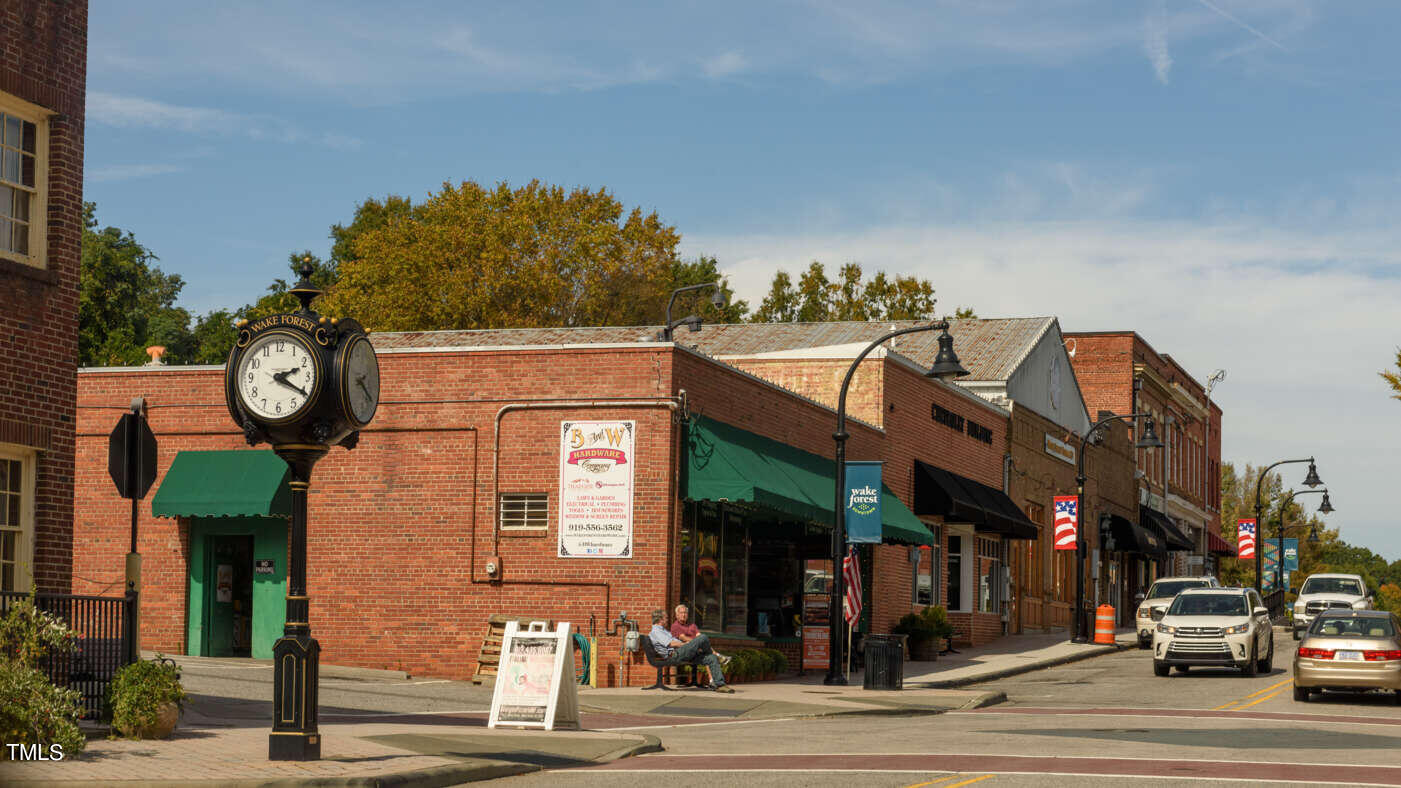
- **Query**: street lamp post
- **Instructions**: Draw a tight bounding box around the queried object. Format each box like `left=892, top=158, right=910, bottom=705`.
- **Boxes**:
left=660, top=282, right=725, bottom=341
left=1271, top=488, right=1333, bottom=593
left=827, top=321, right=968, bottom=685
left=1072, top=413, right=1163, bottom=644
left=1253, top=458, right=1322, bottom=592
left=1201, top=370, right=1225, bottom=574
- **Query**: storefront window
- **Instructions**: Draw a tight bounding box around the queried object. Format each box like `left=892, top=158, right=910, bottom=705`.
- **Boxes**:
left=693, top=505, right=722, bottom=631
left=978, top=537, right=1000, bottom=613
left=722, top=510, right=748, bottom=635
left=913, top=545, right=933, bottom=606
left=948, top=535, right=963, bottom=611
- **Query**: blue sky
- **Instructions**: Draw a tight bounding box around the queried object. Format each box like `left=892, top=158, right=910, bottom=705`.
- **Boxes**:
left=86, top=2, right=1401, bottom=558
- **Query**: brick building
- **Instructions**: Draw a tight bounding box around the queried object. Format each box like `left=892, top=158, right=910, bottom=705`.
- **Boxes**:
left=0, top=0, right=87, bottom=593
left=1065, top=331, right=1231, bottom=584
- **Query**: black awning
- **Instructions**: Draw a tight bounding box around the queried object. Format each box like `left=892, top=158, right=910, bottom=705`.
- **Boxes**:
left=1103, top=513, right=1166, bottom=556
left=913, top=461, right=987, bottom=525
left=1141, top=506, right=1194, bottom=551
left=960, top=477, right=1040, bottom=540
left=912, top=461, right=1038, bottom=540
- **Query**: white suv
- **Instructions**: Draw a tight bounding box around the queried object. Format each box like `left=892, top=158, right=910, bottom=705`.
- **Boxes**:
left=1293, top=573, right=1372, bottom=640
left=1135, top=576, right=1221, bottom=648
left=1152, top=587, right=1274, bottom=677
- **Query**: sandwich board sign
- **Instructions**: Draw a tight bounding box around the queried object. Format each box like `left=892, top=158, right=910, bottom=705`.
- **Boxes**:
left=488, top=621, right=580, bottom=730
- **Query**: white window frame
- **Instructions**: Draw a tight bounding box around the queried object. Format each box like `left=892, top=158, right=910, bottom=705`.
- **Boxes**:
left=498, top=492, right=549, bottom=531
left=946, top=525, right=975, bottom=613
left=0, top=91, right=49, bottom=269
left=0, top=443, right=36, bottom=592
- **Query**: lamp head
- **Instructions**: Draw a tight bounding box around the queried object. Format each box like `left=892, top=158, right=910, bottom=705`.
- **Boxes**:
left=1318, top=490, right=1334, bottom=514
left=1307, top=525, right=1321, bottom=544
left=684, top=315, right=703, bottom=333
left=925, top=322, right=970, bottom=380
left=709, top=283, right=726, bottom=309
left=1302, top=460, right=1323, bottom=488
left=1135, top=417, right=1164, bottom=450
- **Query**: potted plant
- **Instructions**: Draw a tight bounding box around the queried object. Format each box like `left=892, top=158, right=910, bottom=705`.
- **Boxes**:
left=922, top=605, right=955, bottom=655
left=107, top=656, right=186, bottom=740
left=893, top=611, right=937, bottom=660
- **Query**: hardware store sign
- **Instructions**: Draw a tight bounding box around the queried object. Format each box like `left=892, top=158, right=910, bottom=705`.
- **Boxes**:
left=558, top=420, right=635, bottom=558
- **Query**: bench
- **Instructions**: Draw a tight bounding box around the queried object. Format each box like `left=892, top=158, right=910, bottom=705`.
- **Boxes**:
left=639, top=633, right=705, bottom=690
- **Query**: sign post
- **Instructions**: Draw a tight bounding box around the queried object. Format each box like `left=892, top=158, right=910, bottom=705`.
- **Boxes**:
left=108, top=398, right=156, bottom=662
left=488, top=621, right=579, bottom=731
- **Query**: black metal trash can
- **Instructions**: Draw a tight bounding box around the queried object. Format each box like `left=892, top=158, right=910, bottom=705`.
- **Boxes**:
left=863, top=633, right=907, bottom=690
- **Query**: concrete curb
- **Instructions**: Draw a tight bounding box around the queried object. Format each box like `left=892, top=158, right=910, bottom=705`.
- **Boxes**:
left=4, top=734, right=663, bottom=788
left=908, top=642, right=1130, bottom=689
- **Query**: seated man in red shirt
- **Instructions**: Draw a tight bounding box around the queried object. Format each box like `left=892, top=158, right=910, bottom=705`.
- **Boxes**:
left=671, top=604, right=731, bottom=666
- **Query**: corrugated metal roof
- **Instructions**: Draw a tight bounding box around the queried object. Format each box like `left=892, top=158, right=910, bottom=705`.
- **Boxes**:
left=369, top=318, right=1055, bottom=382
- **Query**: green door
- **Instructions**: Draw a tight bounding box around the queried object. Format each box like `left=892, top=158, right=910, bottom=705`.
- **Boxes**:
left=188, top=517, right=288, bottom=658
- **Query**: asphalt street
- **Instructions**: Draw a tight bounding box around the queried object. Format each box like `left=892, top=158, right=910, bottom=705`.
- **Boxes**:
left=487, top=629, right=1401, bottom=787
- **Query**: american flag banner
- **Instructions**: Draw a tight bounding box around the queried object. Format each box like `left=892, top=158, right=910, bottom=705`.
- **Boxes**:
left=1053, top=495, right=1078, bottom=551
left=842, top=545, right=863, bottom=625
left=1237, top=518, right=1257, bottom=559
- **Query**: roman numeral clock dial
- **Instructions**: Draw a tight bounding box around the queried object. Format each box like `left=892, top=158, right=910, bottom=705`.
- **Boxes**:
left=235, top=333, right=319, bottom=421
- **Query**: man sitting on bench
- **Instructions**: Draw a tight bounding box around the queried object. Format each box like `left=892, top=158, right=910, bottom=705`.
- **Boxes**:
left=648, top=609, right=734, bottom=693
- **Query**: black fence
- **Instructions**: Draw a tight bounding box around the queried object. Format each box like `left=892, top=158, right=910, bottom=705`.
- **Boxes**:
left=0, top=590, right=138, bottom=717
left=1263, top=588, right=1286, bottom=622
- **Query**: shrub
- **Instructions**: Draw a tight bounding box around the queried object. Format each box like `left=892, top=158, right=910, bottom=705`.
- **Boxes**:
left=0, top=593, right=76, bottom=669
left=920, top=605, right=954, bottom=640
left=892, top=612, right=935, bottom=644
left=0, top=659, right=85, bottom=759
left=770, top=649, right=789, bottom=675
left=107, top=657, right=186, bottom=739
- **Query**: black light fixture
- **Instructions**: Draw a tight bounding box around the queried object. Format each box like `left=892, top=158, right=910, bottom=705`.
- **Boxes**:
left=1135, top=417, right=1164, bottom=450
left=1302, top=460, right=1323, bottom=488
left=925, top=323, right=970, bottom=380
left=1318, top=490, right=1334, bottom=514
left=1307, top=525, right=1321, bottom=544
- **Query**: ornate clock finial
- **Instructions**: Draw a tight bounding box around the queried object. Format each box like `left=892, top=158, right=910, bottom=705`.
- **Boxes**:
left=289, top=255, right=322, bottom=313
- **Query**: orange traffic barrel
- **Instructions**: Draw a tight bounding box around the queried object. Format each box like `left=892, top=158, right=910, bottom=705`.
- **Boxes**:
left=1094, top=605, right=1116, bottom=644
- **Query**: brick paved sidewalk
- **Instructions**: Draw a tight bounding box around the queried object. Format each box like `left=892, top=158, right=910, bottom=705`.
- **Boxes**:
left=0, top=722, right=658, bottom=787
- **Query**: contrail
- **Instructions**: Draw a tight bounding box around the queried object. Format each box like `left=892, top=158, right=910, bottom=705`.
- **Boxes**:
left=1196, top=0, right=1289, bottom=52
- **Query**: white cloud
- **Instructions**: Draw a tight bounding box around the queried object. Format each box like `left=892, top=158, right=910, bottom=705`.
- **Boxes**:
left=1144, top=3, right=1174, bottom=84
left=88, top=92, right=362, bottom=150
left=683, top=215, right=1401, bottom=555
left=85, top=163, right=186, bottom=183
left=703, top=51, right=749, bottom=79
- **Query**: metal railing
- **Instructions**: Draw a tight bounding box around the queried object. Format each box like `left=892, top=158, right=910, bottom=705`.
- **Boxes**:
left=1262, top=588, right=1286, bottom=622
left=1, top=590, right=138, bottom=717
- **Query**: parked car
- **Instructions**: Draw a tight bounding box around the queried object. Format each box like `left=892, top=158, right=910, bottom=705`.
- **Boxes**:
left=1293, top=573, right=1372, bottom=640
left=1135, top=576, right=1221, bottom=648
left=1152, top=587, right=1274, bottom=677
left=1293, top=610, right=1401, bottom=703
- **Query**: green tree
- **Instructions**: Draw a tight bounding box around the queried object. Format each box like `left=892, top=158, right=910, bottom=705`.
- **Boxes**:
left=749, top=261, right=943, bottom=323
left=321, top=180, right=682, bottom=331
left=1217, top=460, right=1337, bottom=590
left=1381, top=349, right=1401, bottom=400
left=238, top=251, right=337, bottom=322
left=668, top=255, right=747, bottom=324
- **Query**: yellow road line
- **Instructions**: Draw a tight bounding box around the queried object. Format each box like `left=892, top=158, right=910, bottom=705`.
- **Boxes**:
left=903, top=775, right=968, bottom=788
left=1213, top=677, right=1291, bottom=710
left=1233, top=687, right=1288, bottom=710
left=946, top=776, right=995, bottom=788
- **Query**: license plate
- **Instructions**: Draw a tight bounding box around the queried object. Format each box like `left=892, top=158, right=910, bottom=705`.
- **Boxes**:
left=1336, top=650, right=1363, bottom=661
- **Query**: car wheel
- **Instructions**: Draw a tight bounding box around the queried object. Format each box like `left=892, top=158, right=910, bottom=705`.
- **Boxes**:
left=1241, top=643, right=1258, bottom=677
left=1138, top=638, right=1151, bottom=650
left=1293, top=684, right=1310, bottom=702
left=1153, top=661, right=1170, bottom=677
left=1258, top=637, right=1274, bottom=673
left=1392, top=690, right=1401, bottom=706
left=1173, top=665, right=1189, bottom=674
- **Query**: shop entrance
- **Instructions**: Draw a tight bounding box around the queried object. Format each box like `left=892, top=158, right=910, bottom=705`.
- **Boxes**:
left=186, top=516, right=288, bottom=659
left=207, top=535, right=254, bottom=657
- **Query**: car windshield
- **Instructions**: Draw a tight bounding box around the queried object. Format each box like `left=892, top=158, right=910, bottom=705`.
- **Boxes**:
left=1301, top=577, right=1364, bottom=596
left=1146, top=580, right=1208, bottom=599
left=1167, top=594, right=1247, bottom=617
left=1310, top=616, right=1395, bottom=638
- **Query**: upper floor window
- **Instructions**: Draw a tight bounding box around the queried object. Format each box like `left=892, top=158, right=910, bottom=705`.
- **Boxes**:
left=0, top=448, right=34, bottom=592
left=0, top=95, right=46, bottom=268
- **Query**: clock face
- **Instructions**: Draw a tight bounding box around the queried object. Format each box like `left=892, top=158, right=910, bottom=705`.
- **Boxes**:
left=235, top=333, right=319, bottom=422
left=343, top=337, right=380, bottom=425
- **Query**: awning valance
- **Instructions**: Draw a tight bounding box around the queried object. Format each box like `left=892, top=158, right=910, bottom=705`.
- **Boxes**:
left=912, top=460, right=1039, bottom=540
left=1103, top=513, right=1165, bottom=556
left=685, top=416, right=933, bottom=546
left=1206, top=528, right=1235, bottom=556
left=1141, top=506, right=1194, bottom=551
left=150, top=450, right=291, bottom=519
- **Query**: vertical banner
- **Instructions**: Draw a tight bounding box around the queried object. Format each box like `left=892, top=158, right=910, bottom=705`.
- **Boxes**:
left=1236, top=519, right=1256, bottom=559
left=845, top=461, right=883, bottom=544
left=1053, top=495, right=1078, bottom=551
left=558, top=421, right=635, bottom=558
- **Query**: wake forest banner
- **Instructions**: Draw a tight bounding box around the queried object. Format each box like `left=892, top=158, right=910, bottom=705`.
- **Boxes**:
left=559, top=420, right=635, bottom=558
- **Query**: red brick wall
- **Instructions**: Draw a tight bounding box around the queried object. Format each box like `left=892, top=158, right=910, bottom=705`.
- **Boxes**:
left=0, top=0, right=86, bottom=592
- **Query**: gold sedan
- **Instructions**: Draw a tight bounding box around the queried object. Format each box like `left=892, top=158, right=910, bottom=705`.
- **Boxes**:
left=1293, top=610, right=1401, bottom=703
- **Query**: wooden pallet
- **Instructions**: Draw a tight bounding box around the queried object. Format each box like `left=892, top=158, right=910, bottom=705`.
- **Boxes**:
left=472, top=614, right=553, bottom=684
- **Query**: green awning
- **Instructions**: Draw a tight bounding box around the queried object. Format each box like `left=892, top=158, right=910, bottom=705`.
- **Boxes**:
left=150, top=450, right=291, bottom=519
left=685, top=416, right=932, bottom=546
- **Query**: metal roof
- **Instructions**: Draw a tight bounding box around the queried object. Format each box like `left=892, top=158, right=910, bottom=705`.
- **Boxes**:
left=370, top=317, right=1055, bottom=383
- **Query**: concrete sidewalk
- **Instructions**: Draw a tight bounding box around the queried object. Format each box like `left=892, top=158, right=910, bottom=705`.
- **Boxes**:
left=903, top=627, right=1138, bottom=688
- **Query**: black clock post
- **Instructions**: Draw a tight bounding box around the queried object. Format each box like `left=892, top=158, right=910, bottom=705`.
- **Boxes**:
left=225, top=261, right=380, bottom=761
